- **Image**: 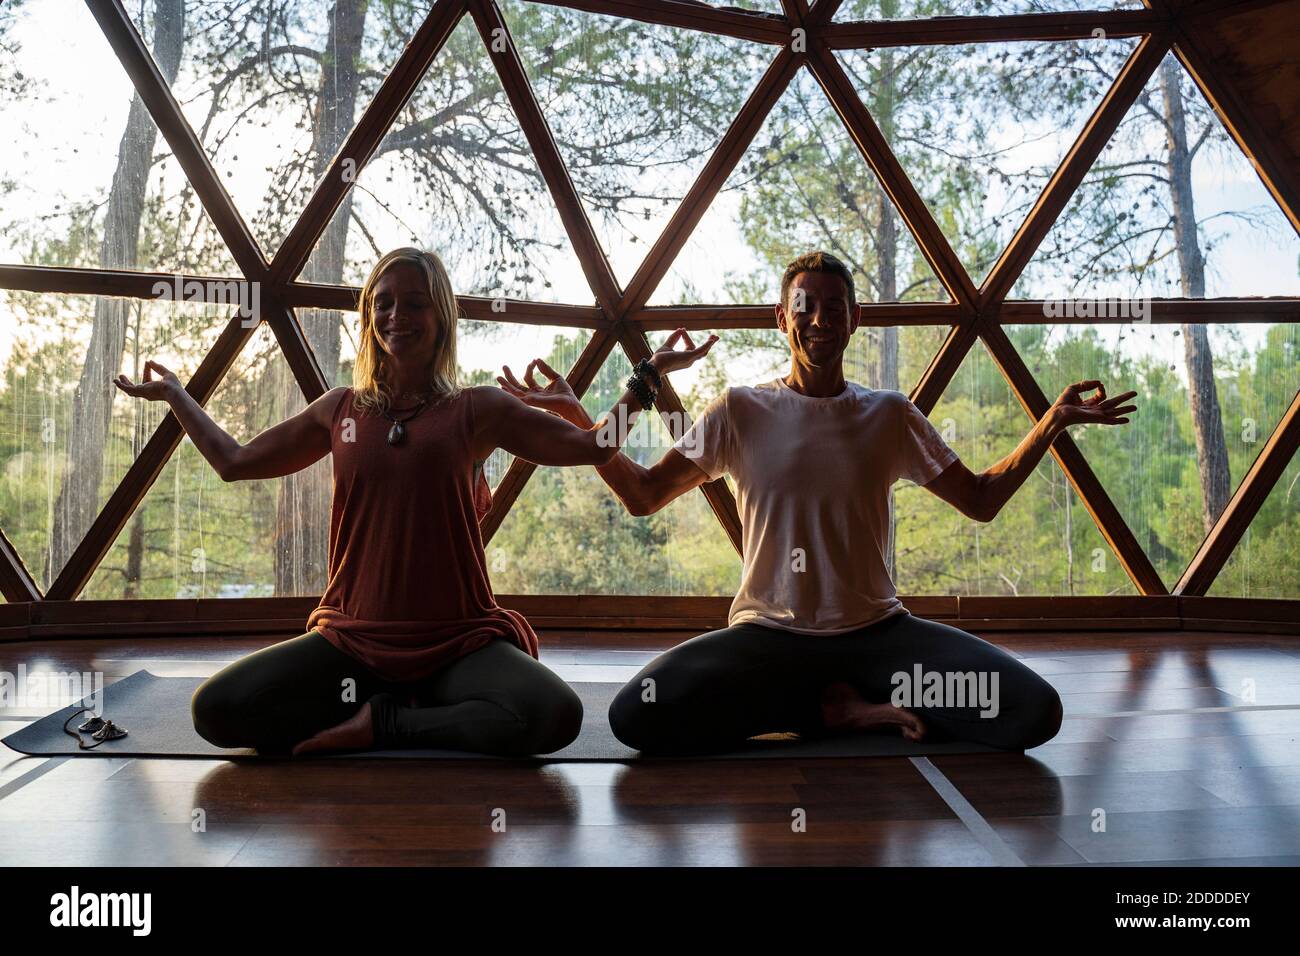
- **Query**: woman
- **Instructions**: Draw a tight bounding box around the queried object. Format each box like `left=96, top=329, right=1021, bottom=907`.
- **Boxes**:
left=113, top=247, right=715, bottom=757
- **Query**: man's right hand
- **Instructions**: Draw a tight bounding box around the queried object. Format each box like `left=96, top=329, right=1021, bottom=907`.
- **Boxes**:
left=113, top=360, right=182, bottom=403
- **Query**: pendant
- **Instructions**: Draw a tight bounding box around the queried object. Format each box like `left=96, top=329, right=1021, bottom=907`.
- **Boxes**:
left=387, top=422, right=405, bottom=446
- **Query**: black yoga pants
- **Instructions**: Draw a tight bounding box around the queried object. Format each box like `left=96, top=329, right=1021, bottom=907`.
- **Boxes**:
left=191, top=632, right=582, bottom=756
left=608, top=611, right=1064, bottom=755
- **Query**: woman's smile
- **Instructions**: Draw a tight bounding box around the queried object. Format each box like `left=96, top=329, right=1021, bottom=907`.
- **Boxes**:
left=383, top=328, right=424, bottom=352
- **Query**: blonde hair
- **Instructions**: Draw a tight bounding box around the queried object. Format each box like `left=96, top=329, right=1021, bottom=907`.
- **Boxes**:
left=352, top=247, right=463, bottom=417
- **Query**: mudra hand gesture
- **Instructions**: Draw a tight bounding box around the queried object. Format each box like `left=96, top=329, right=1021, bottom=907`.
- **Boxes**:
left=648, top=328, right=718, bottom=375
left=499, top=328, right=718, bottom=413
left=112, top=360, right=182, bottom=402
left=1050, top=380, right=1138, bottom=428
left=497, top=358, right=579, bottom=415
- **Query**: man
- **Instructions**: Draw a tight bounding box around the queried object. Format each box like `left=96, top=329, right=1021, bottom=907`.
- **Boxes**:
left=500, top=250, right=1137, bottom=755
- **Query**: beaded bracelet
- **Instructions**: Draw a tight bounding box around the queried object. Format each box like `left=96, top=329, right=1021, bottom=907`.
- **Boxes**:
left=626, top=368, right=656, bottom=410
left=634, top=357, right=663, bottom=391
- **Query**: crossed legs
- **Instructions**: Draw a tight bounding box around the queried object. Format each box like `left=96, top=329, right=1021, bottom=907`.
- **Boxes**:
left=608, top=612, right=1063, bottom=755
left=192, top=613, right=1062, bottom=758
left=191, top=632, right=582, bottom=756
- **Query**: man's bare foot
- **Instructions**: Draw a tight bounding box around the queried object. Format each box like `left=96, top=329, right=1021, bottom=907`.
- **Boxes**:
left=291, top=701, right=376, bottom=756
left=820, top=682, right=926, bottom=742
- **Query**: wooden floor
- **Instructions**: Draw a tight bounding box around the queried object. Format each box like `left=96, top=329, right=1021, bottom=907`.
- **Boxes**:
left=2, top=627, right=1299, bottom=866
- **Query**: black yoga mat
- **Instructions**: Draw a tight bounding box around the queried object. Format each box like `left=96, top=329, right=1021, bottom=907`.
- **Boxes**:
left=1, top=670, right=1002, bottom=761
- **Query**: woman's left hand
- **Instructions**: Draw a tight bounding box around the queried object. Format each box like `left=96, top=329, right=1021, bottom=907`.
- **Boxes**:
left=650, top=328, right=718, bottom=376
left=497, top=359, right=581, bottom=416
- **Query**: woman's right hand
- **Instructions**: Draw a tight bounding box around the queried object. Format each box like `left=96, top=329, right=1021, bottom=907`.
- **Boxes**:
left=113, top=360, right=181, bottom=402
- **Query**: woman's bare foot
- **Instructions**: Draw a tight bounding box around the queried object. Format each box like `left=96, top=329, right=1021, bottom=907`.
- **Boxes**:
left=820, top=682, right=926, bottom=742
left=291, top=701, right=376, bottom=756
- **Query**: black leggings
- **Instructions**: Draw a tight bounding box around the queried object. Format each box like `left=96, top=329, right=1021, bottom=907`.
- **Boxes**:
left=191, top=632, right=582, bottom=756
left=608, top=612, right=1064, bottom=755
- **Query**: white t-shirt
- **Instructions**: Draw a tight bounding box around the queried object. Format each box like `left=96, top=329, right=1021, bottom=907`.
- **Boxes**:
left=672, top=378, right=960, bottom=634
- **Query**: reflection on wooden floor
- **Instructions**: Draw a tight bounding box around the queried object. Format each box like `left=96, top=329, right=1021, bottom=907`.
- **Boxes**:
left=2, top=628, right=1299, bottom=866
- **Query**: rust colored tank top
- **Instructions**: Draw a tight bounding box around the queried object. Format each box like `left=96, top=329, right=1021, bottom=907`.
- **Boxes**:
left=307, top=386, right=539, bottom=682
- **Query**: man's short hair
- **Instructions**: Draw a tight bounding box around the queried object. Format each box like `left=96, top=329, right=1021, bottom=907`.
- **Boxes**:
left=780, top=251, right=856, bottom=313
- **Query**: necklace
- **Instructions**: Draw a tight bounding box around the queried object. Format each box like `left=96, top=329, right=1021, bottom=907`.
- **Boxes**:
left=392, top=386, right=433, bottom=399
left=382, top=398, right=428, bottom=447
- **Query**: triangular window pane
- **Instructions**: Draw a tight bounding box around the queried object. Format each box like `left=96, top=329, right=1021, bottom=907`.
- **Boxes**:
left=1012, top=51, right=1300, bottom=298
left=834, top=34, right=1140, bottom=286
left=128, top=0, right=430, bottom=262
left=647, top=68, right=945, bottom=305
left=490, top=348, right=741, bottom=595
left=84, top=320, right=327, bottom=599
left=1008, top=321, right=1300, bottom=586
left=0, top=290, right=239, bottom=594
left=1210, top=446, right=1300, bottom=599
left=300, top=16, right=593, bottom=303
left=500, top=0, right=772, bottom=289
left=894, top=336, right=1136, bottom=595
left=0, top=3, right=239, bottom=274
left=453, top=323, right=595, bottom=491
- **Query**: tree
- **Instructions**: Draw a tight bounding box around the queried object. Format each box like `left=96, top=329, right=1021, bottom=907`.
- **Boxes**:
left=1025, top=47, right=1294, bottom=540
left=48, top=0, right=187, bottom=585
left=1160, top=57, right=1230, bottom=533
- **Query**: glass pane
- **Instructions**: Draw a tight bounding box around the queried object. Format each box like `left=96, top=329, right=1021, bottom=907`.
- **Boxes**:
left=500, top=0, right=771, bottom=289
left=1012, top=51, right=1300, bottom=298
left=128, top=0, right=427, bottom=263
left=894, top=337, right=1137, bottom=595
left=646, top=67, right=946, bottom=305
left=82, top=321, right=332, bottom=599
left=1210, top=450, right=1300, bottom=599
left=301, top=15, right=592, bottom=303
left=488, top=350, right=742, bottom=596
left=1009, top=322, right=1300, bottom=585
left=834, top=0, right=1146, bottom=19
left=300, top=304, right=355, bottom=396
left=457, top=322, right=592, bottom=491
left=0, top=289, right=235, bottom=593
left=0, top=1, right=238, bottom=273
left=834, top=34, right=1139, bottom=285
